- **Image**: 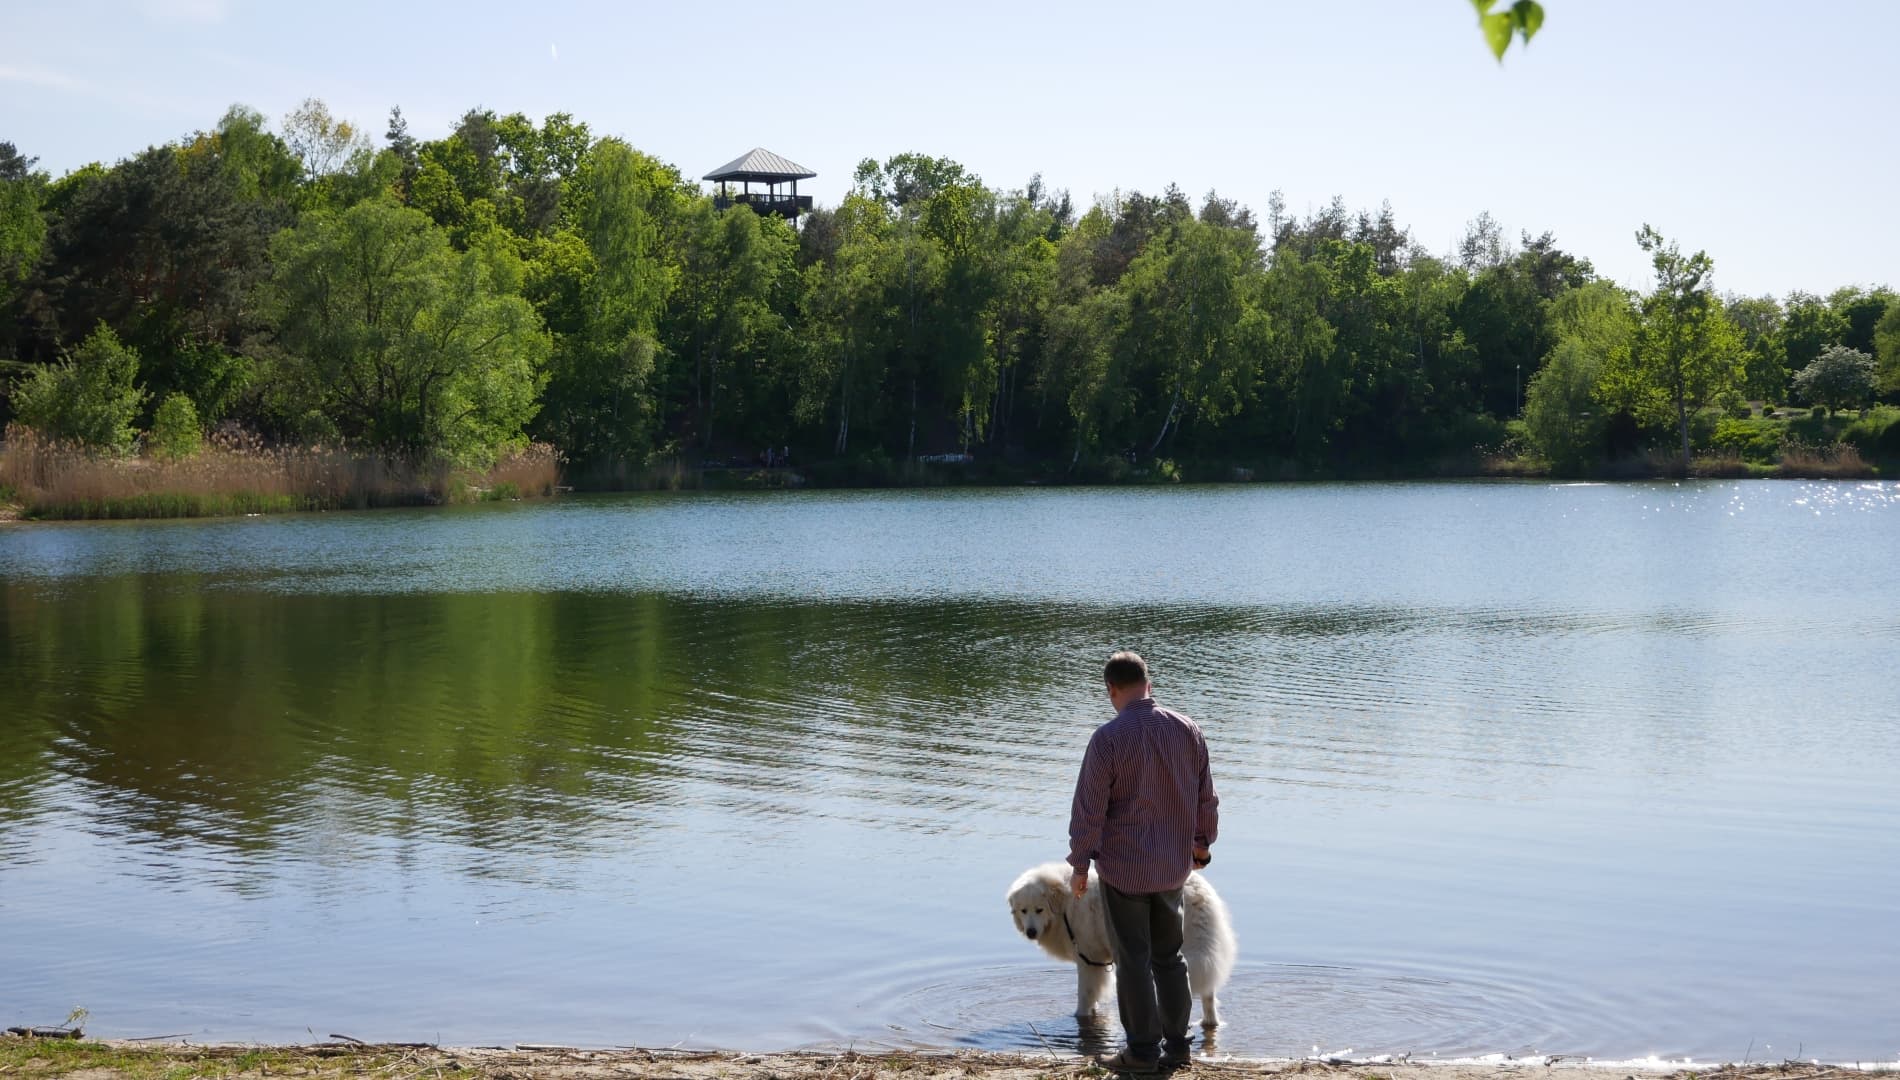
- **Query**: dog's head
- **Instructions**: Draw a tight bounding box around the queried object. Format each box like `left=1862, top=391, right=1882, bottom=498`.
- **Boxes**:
left=1005, top=864, right=1068, bottom=944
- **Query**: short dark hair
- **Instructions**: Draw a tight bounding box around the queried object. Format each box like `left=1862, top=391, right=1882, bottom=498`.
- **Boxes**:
left=1103, top=650, right=1149, bottom=689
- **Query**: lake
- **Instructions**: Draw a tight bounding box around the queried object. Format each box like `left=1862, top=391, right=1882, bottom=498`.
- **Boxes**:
left=2, top=481, right=1897, bottom=1061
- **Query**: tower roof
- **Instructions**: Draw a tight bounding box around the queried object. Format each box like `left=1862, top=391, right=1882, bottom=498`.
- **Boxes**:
left=704, top=147, right=816, bottom=182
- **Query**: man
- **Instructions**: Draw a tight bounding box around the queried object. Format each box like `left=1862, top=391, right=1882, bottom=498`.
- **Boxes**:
left=1068, top=650, right=1218, bottom=1074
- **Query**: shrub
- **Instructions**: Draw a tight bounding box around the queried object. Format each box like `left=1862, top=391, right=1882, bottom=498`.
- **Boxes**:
left=1522, top=338, right=1605, bottom=473
left=10, top=323, right=147, bottom=453
left=148, top=393, right=202, bottom=461
left=1710, top=417, right=1781, bottom=462
left=1839, top=406, right=1900, bottom=460
left=1793, top=345, right=1875, bottom=415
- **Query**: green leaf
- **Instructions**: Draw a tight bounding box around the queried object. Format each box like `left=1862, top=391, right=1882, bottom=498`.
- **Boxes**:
left=1482, top=11, right=1514, bottom=59
left=1469, top=0, right=1495, bottom=15
left=1512, top=0, right=1545, bottom=44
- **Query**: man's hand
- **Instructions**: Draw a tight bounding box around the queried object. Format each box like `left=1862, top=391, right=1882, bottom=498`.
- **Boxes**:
left=1071, top=870, right=1089, bottom=898
left=1192, top=845, right=1212, bottom=869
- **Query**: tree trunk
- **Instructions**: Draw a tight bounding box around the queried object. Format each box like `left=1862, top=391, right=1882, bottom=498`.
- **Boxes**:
left=1677, top=392, right=1690, bottom=470
left=703, top=343, right=720, bottom=450
left=835, top=351, right=851, bottom=456
left=1149, top=385, right=1183, bottom=456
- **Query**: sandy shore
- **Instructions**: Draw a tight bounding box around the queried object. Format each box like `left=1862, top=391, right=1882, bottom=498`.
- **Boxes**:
left=3, top=1039, right=1893, bottom=1080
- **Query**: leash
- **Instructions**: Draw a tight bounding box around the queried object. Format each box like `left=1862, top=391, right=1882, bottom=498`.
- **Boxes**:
left=1063, top=911, right=1111, bottom=967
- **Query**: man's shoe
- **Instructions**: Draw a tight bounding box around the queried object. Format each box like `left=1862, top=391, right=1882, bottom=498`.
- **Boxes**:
left=1093, top=1050, right=1160, bottom=1075
left=1160, top=1044, right=1194, bottom=1069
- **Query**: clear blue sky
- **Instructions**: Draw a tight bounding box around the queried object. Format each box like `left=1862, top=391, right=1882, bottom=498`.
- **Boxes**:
left=3, top=0, right=1893, bottom=299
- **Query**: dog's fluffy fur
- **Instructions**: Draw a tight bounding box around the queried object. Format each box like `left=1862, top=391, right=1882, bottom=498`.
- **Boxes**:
left=1006, top=862, right=1237, bottom=1027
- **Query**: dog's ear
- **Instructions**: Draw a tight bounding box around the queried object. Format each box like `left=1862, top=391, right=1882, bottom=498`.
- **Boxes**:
left=1044, top=879, right=1067, bottom=915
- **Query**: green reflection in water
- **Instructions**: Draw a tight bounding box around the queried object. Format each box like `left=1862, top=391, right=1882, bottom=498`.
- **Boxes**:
left=1, top=583, right=695, bottom=854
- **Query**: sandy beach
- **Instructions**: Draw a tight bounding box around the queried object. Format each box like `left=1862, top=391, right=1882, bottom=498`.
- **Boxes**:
left=3, top=1039, right=1895, bottom=1080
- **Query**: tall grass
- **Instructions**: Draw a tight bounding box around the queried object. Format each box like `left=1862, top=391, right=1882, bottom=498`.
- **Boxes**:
left=1776, top=440, right=1874, bottom=479
left=0, top=425, right=562, bottom=520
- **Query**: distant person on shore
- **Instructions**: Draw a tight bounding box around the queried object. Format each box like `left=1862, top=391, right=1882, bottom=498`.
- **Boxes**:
left=1068, top=651, right=1219, bottom=1074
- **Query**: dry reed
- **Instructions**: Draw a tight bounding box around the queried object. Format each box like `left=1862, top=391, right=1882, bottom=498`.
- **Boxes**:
left=0, top=425, right=563, bottom=520
left=475, top=442, right=562, bottom=499
left=1688, top=451, right=1758, bottom=479
left=1776, top=441, right=1875, bottom=479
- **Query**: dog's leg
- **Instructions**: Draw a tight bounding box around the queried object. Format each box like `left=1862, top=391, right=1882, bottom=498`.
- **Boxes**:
left=1201, top=994, right=1220, bottom=1030
left=1076, top=963, right=1111, bottom=1019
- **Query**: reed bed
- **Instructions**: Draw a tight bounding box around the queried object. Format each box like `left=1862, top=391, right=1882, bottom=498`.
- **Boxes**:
left=0, top=426, right=562, bottom=521
left=1775, top=441, right=1874, bottom=479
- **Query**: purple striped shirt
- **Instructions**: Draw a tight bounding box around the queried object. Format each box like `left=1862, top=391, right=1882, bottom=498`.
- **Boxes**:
left=1067, top=697, right=1219, bottom=894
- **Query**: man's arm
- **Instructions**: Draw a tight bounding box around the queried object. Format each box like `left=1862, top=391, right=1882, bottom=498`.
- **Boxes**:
left=1067, top=727, right=1112, bottom=893
left=1194, top=734, right=1219, bottom=854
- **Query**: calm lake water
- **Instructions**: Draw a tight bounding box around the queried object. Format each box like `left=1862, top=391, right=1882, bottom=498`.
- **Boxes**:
left=2, top=481, right=1897, bottom=1061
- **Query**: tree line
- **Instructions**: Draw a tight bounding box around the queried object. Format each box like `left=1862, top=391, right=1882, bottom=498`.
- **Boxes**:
left=2, top=102, right=1896, bottom=482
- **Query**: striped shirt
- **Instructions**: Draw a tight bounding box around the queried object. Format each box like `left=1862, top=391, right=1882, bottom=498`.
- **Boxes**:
left=1067, top=697, right=1219, bottom=894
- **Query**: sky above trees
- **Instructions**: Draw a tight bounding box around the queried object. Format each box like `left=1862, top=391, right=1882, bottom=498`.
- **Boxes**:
left=1, top=0, right=1892, bottom=299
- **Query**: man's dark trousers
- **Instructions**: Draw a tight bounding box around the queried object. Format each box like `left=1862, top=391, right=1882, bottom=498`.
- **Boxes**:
left=1101, top=880, right=1191, bottom=1061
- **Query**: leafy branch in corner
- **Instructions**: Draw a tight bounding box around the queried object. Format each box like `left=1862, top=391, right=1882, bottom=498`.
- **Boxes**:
left=1471, top=0, right=1545, bottom=60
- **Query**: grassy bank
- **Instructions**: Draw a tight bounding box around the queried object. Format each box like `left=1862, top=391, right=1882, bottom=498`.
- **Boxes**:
left=1, top=1038, right=1892, bottom=1080
left=5, top=407, right=1892, bottom=523
left=1477, top=405, right=1898, bottom=481
left=0, top=428, right=560, bottom=521
left=567, top=408, right=1898, bottom=491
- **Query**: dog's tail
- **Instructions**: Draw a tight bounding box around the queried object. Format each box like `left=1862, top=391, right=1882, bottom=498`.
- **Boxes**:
left=1185, top=872, right=1238, bottom=993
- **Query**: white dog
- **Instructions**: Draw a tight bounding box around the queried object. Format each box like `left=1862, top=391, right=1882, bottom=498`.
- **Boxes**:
left=1006, top=862, right=1237, bottom=1028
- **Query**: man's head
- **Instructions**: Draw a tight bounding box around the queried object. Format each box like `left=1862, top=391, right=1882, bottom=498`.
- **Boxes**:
left=1103, top=650, right=1151, bottom=711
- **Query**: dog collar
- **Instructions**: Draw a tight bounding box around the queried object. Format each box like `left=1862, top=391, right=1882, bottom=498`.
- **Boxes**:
left=1064, top=911, right=1111, bottom=967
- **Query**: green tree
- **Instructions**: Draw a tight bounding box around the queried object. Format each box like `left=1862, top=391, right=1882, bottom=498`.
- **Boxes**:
left=1257, top=245, right=1341, bottom=459
left=148, top=392, right=202, bottom=460
left=1547, top=280, right=1636, bottom=360
left=0, top=142, right=47, bottom=305
left=1724, top=294, right=1785, bottom=401
left=1118, top=216, right=1266, bottom=455
left=1522, top=338, right=1604, bottom=473
left=31, top=140, right=282, bottom=419
left=281, top=97, right=371, bottom=181
left=1521, top=281, right=1633, bottom=472
left=1451, top=229, right=1593, bottom=418
left=1777, top=292, right=1847, bottom=376
left=1605, top=226, right=1742, bottom=467
left=1791, top=345, right=1875, bottom=415
left=534, top=139, right=687, bottom=467
left=1829, top=286, right=1894, bottom=357
left=974, top=187, right=1058, bottom=450
left=667, top=197, right=797, bottom=448
left=1875, top=301, right=1900, bottom=400
left=796, top=192, right=901, bottom=457
left=185, top=105, right=302, bottom=203
left=266, top=199, right=548, bottom=463
left=12, top=323, right=148, bottom=452
left=1040, top=286, right=1126, bottom=466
